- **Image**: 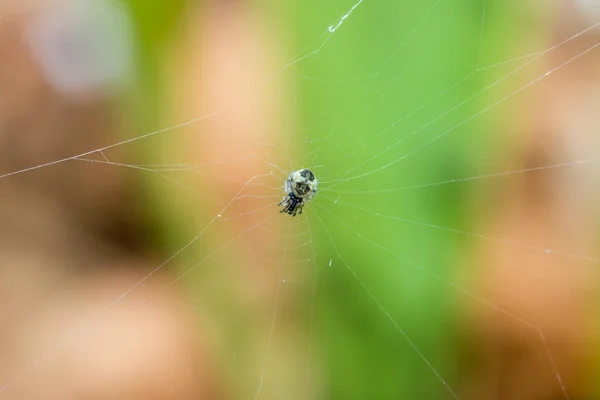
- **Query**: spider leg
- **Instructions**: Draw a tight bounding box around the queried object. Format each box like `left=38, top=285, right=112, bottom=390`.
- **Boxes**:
left=278, top=195, right=291, bottom=214
left=279, top=202, right=289, bottom=214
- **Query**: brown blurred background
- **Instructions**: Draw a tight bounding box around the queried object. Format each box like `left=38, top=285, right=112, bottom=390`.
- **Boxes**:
left=1, top=0, right=599, bottom=399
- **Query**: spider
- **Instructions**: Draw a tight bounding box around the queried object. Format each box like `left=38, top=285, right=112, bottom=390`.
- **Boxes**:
left=278, top=168, right=318, bottom=216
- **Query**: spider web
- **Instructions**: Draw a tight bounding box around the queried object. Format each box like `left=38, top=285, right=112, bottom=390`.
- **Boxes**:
left=1, top=0, right=600, bottom=399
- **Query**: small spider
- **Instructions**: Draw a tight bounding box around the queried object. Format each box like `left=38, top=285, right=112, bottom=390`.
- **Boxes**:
left=278, top=168, right=318, bottom=216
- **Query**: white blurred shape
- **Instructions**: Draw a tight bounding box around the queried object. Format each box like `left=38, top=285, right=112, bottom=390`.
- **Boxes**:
left=577, top=0, right=600, bottom=24
left=26, top=0, right=134, bottom=97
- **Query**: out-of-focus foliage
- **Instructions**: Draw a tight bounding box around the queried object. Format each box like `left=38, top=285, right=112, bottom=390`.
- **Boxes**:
left=122, top=0, right=599, bottom=399
left=123, top=0, right=497, bottom=398
left=292, top=1, right=482, bottom=398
